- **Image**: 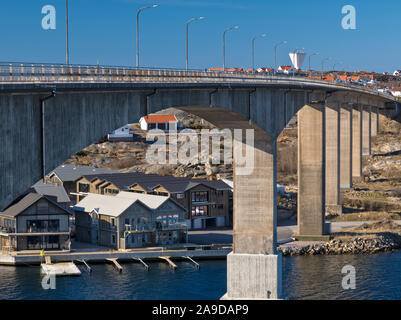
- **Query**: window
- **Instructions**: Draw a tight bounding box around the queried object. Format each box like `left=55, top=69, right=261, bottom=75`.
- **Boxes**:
left=191, top=191, right=208, bottom=202
left=78, top=183, right=90, bottom=193
left=157, top=192, right=169, bottom=196
left=148, top=123, right=156, bottom=130
left=158, top=123, right=166, bottom=130
left=191, top=206, right=208, bottom=217
left=124, top=218, right=130, bottom=225
left=177, top=193, right=185, bottom=199
left=111, top=218, right=115, bottom=227
left=111, top=235, right=116, bottom=244
left=27, top=220, right=59, bottom=233
left=105, top=189, right=119, bottom=195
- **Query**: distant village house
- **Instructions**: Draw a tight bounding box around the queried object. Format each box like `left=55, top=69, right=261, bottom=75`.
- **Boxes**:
left=139, top=115, right=179, bottom=131
left=73, top=192, right=187, bottom=249
left=74, top=172, right=232, bottom=230
left=0, top=193, right=71, bottom=252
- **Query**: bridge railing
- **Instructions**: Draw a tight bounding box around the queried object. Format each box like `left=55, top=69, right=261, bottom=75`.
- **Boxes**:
left=0, top=62, right=395, bottom=101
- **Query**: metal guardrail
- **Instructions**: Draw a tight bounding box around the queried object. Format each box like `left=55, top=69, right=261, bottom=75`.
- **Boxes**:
left=0, top=62, right=396, bottom=101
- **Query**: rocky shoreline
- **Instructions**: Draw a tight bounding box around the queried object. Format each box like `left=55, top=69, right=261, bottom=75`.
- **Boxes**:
left=279, top=233, right=401, bottom=256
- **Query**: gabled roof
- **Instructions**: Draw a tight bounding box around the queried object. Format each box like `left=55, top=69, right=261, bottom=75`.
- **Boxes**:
left=0, top=193, right=70, bottom=218
left=141, top=115, right=178, bottom=123
left=73, top=191, right=185, bottom=217
left=31, top=183, right=70, bottom=203
left=48, top=165, right=119, bottom=183
left=82, top=172, right=231, bottom=194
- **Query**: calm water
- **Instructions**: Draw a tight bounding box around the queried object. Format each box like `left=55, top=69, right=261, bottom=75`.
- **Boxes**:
left=1, top=252, right=401, bottom=300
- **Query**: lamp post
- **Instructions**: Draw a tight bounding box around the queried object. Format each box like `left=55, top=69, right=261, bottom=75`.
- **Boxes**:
left=308, top=52, right=319, bottom=72
left=66, top=0, right=69, bottom=65
left=251, top=34, right=267, bottom=72
left=222, top=26, right=239, bottom=71
left=186, top=17, right=205, bottom=71
left=136, top=4, right=159, bottom=68
left=321, top=57, right=331, bottom=79
left=333, top=61, right=343, bottom=71
left=274, top=41, right=287, bottom=75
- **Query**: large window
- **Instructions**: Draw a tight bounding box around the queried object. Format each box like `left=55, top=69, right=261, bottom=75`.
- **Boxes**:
left=191, top=191, right=208, bottom=203
left=105, top=189, right=119, bottom=195
left=27, top=220, right=59, bottom=233
left=78, top=183, right=90, bottom=193
left=191, top=206, right=208, bottom=217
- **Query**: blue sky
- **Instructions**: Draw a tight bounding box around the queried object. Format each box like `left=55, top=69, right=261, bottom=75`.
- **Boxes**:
left=0, top=0, right=399, bottom=72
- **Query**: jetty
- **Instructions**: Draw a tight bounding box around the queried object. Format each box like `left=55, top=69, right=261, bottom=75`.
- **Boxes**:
left=41, top=256, right=81, bottom=276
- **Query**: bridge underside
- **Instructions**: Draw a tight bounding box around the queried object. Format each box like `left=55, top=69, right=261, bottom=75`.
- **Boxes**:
left=0, top=85, right=398, bottom=300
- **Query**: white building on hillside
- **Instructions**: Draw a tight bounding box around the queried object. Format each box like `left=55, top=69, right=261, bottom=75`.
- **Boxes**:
left=139, top=115, right=179, bottom=131
left=107, top=125, right=133, bottom=142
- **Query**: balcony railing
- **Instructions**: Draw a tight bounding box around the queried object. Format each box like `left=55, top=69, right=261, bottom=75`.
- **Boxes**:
left=0, top=227, right=16, bottom=234
left=124, top=222, right=187, bottom=233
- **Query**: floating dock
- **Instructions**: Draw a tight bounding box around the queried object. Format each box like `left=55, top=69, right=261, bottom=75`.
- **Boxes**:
left=41, top=262, right=82, bottom=276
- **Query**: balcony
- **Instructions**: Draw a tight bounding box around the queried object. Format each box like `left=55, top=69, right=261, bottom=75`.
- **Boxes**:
left=0, top=226, right=16, bottom=234
left=124, top=222, right=187, bottom=233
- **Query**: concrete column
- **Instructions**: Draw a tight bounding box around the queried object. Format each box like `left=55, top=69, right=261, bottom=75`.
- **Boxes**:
left=325, top=101, right=342, bottom=215
left=340, top=103, right=353, bottom=189
left=295, top=104, right=329, bottom=240
left=362, top=106, right=371, bottom=156
left=352, top=105, right=363, bottom=178
left=371, top=107, right=378, bottom=137
left=225, top=136, right=282, bottom=300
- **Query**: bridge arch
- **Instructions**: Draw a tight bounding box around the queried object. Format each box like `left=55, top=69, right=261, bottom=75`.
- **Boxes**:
left=0, top=83, right=397, bottom=300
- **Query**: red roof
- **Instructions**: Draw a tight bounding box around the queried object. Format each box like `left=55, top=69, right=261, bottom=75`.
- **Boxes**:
left=142, top=115, right=178, bottom=123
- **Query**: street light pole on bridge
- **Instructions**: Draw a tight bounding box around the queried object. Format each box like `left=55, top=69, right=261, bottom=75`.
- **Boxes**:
left=321, top=57, right=331, bottom=79
left=66, top=0, right=69, bottom=65
left=274, top=41, right=287, bottom=75
left=186, top=17, right=205, bottom=71
left=136, top=4, right=159, bottom=69
left=308, top=52, right=319, bottom=73
left=251, top=34, right=267, bottom=72
left=222, top=26, right=239, bottom=71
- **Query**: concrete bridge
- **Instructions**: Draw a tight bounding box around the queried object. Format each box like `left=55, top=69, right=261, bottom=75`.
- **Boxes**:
left=0, top=62, right=399, bottom=299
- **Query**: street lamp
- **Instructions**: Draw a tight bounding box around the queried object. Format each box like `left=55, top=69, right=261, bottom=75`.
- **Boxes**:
left=136, top=4, right=159, bottom=68
left=66, top=0, right=69, bottom=65
left=251, top=34, right=267, bottom=72
left=333, top=61, right=343, bottom=71
left=186, top=17, right=205, bottom=71
left=308, top=53, right=319, bottom=72
left=321, top=57, right=331, bottom=79
left=274, top=41, right=287, bottom=75
left=222, top=26, right=239, bottom=71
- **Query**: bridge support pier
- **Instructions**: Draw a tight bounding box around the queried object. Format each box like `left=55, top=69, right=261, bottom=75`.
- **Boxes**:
left=371, top=107, right=378, bottom=137
left=224, top=136, right=282, bottom=300
left=352, top=105, right=363, bottom=180
left=294, top=104, right=329, bottom=241
left=362, top=106, right=372, bottom=156
left=340, top=103, right=353, bottom=189
left=325, top=101, right=342, bottom=215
